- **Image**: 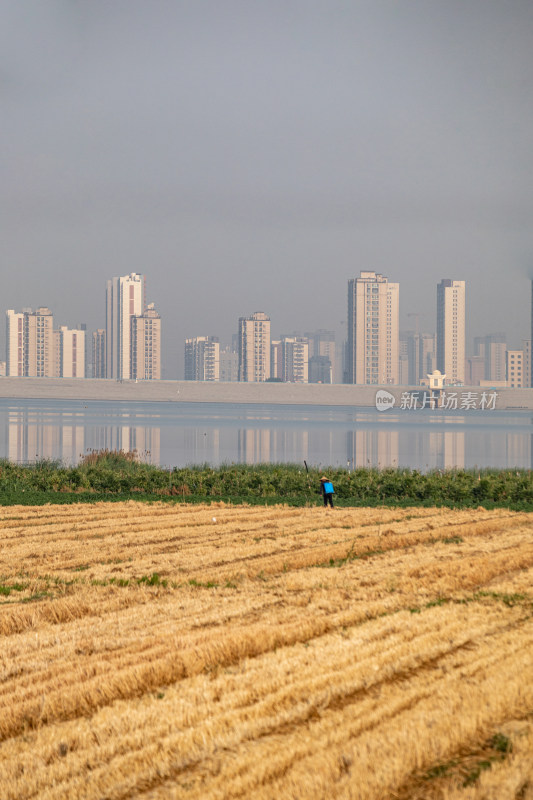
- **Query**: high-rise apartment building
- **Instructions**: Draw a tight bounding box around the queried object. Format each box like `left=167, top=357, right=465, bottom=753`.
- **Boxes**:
left=399, top=332, right=410, bottom=384
left=184, top=336, right=219, bottom=381
left=92, top=330, right=106, bottom=378
left=467, top=356, right=485, bottom=385
left=523, top=339, right=531, bottom=389
left=270, top=340, right=282, bottom=380
left=238, top=312, right=271, bottom=382
left=76, top=323, right=89, bottom=378
left=346, top=272, right=399, bottom=385
left=305, top=330, right=335, bottom=383
left=52, top=330, right=62, bottom=377
left=420, top=333, right=436, bottom=379
left=436, top=279, right=465, bottom=385
left=6, top=308, right=56, bottom=377
left=106, top=273, right=145, bottom=379
left=281, top=337, right=308, bottom=383
left=309, top=355, right=332, bottom=384
left=59, top=327, right=85, bottom=378
left=219, top=345, right=239, bottom=382
left=506, top=350, right=524, bottom=388
left=6, top=310, right=93, bottom=379
left=5, top=310, right=25, bottom=376
left=271, top=337, right=309, bottom=382
left=401, top=331, right=436, bottom=385
left=131, top=304, right=161, bottom=380
left=25, top=307, right=55, bottom=377
left=482, top=333, right=506, bottom=382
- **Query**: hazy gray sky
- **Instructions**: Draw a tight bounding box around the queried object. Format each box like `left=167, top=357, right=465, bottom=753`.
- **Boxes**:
left=2, top=0, right=533, bottom=376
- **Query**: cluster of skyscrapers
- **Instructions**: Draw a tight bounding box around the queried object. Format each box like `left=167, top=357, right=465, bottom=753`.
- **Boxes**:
left=5, top=273, right=161, bottom=380
left=185, top=315, right=336, bottom=384
left=348, top=273, right=527, bottom=388
left=3, top=270, right=531, bottom=387
left=186, top=272, right=528, bottom=388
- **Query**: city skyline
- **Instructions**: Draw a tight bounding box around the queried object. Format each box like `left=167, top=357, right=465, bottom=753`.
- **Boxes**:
left=4, top=272, right=162, bottom=381
left=4, top=270, right=533, bottom=387
left=3, top=262, right=532, bottom=380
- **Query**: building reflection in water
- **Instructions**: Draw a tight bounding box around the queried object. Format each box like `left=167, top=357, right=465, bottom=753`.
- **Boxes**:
left=80, top=425, right=161, bottom=464
left=8, top=416, right=84, bottom=465
left=346, top=430, right=399, bottom=469
left=428, top=431, right=465, bottom=470
left=183, top=428, right=220, bottom=465
left=237, top=429, right=309, bottom=465
left=7, top=413, right=160, bottom=465
left=505, top=434, right=530, bottom=470
left=347, top=429, right=470, bottom=471
left=2, top=402, right=533, bottom=470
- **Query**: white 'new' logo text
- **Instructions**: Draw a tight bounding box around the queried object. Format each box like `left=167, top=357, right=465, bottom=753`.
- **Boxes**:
left=375, top=390, right=395, bottom=412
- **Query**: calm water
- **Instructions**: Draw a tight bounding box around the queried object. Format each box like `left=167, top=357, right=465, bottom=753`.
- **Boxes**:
left=1, top=398, right=532, bottom=471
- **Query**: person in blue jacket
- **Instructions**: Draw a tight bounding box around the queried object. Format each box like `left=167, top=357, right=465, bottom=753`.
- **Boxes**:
left=320, top=476, right=335, bottom=508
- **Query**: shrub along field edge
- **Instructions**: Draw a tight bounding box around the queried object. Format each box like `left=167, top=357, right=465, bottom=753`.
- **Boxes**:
left=1, top=451, right=533, bottom=509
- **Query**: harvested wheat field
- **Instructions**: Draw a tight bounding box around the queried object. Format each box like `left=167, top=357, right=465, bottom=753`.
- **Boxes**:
left=0, top=502, right=532, bottom=799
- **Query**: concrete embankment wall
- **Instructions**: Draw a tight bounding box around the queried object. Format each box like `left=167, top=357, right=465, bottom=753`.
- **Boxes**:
left=1, top=378, right=533, bottom=410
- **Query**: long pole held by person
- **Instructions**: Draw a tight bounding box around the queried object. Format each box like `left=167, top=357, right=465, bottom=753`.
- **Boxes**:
left=303, top=460, right=312, bottom=495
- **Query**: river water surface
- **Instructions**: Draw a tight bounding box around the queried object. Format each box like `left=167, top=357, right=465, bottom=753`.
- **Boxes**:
left=1, top=398, right=532, bottom=471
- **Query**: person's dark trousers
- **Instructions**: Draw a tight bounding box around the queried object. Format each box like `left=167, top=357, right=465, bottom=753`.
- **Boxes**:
left=323, top=494, right=334, bottom=508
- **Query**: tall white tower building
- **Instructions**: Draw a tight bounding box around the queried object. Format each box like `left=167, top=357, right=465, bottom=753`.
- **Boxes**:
left=281, top=337, right=309, bottom=383
left=59, top=327, right=85, bottom=378
left=106, top=273, right=145, bottom=379
left=5, top=310, right=25, bottom=376
left=6, top=308, right=56, bottom=377
left=238, top=312, right=271, bottom=382
left=131, top=304, right=161, bottom=380
left=436, top=279, right=465, bottom=385
left=346, top=272, right=399, bottom=385
left=92, top=330, right=106, bottom=378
